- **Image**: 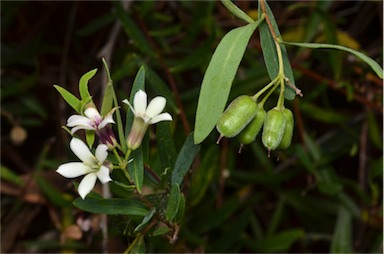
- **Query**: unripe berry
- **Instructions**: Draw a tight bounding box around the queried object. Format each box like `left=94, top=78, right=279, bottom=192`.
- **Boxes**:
left=237, top=105, right=266, bottom=146
left=216, top=95, right=257, bottom=143
left=262, top=107, right=286, bottom=153
left=278, top=108, right=294, bottom=150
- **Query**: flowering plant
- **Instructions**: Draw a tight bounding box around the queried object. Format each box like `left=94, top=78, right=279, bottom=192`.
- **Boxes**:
left=54, top=61, right=199, bottom=251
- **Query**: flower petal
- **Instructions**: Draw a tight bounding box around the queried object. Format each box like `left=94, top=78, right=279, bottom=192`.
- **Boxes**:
left=78, top=173, right=97, bottom=199
left=148, top=113, right=173, bottom=125
left=146, top=96, right=166, bottom=118
left=70, top=125, right=95, bottom=134
left=56, top=162, right=90, bottom=178
left=122, top=99, right=136, bottom=115
left=70, top=138, right=95, bottom=164
left=133, top=90, right=147, bottom=117
left=95, top=144, right=108, bottom=163
left=84, top=108, right=102, bottom=121
left=97, top=165, right=112, bottom=184
left=98, top=115, right=115, bottom=129
left=67, top=115, right=92, bottom=127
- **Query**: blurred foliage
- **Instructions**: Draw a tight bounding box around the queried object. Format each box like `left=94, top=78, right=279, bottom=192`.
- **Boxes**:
left=1, top=1, right=382, bottom=253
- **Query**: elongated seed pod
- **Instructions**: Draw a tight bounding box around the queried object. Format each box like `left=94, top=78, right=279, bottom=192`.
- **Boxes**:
left=238, top=105, right=266, bottom=145
left=262, top=107, right=286, bottom=151
left=216, top=95, right=257, bottom=143
left=278, top=108, right=294, bottom=149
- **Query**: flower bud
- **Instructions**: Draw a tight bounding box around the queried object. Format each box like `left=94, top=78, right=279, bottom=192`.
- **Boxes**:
left=216, top=95, right=257, bottom=143
left=97, top=125, right=117, bottom=150
left=278, top=108, right=294, bottom=150
left=127, top=117, right=148, bottom=150
left=262, top=107, right=286, bottom=154
left=237, top=105, right=266, bottom=151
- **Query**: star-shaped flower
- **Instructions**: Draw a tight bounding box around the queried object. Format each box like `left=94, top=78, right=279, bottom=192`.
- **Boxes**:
left=123, top=90, right=172, bottom=150
left=56, top=138, right=112, bottom=199
left=66, top=107, right=117, bottom=148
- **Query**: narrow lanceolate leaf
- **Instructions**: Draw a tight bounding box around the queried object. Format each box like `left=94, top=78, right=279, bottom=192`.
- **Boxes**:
left=128, top=148, right=144, bottom=194
left=331, top=206, right=353, bottom=253
left=53, top=85, right=81, bottom=113
left=194, top=20, right=262, bottom=144
left=73, top=197, right=149, bottom=216
left=125, top=66, right=146, bottom=135
left=171, top=132, right=200, bottom=186
left=156, top=122, right=177, bottom=170
left=100, top=59, right=114, bottom=116
left=281, top=41, right=384, bottom=79
left=114, top=1, right=154, bottom=57
left=134, top=208, right=156, bottom=232
left=79, top=68, right=97, bottom=100
left=258, top=0, right=296, bottom=100
left=165, top=184, right=181, bottom=222
left=220, top=0, right=255, bottom=24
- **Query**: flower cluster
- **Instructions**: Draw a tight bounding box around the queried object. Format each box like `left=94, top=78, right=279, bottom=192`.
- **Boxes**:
left=56, top=89, right=172, bottom=199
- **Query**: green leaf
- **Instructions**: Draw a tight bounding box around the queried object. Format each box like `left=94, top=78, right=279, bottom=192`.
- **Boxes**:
left=100, top=59, right=114, bottom=116
left=35, top=175, right=71, bottom=207
left=114, top=2, right=154, bottom=57
left=171, top=132, right=200, bottom=185
left=53, top=85, right=81, bottom=113
left=128, top=148, right=144, bottom=194
left=134, top=208, right=156, bottom=232
left=73, top=197, right=148, bottom=216
left=281, top=41, right=383, bottom=79
left=331, top=206, right=353, bottom=253
left=77, top=13, right=115, bottom=37
left=85, top=130, right=95, bottom=148
left=258, top=0, right=296, bottom=100
left=165, top=184, right=181, bottom=222
left=129, top=235, right=146, bottom=254
left=194, top=20, right=262, bottom=144
left=1, top=164, right=23, bottom=186
left=254, top=229, right=304, bottom=252
left=156, top=122, right=177, bottom=170
left=267, top=195, right=285, bottom=236
left=153, top=226, right=171, bottom=236
left=189, top=145, right=219, bottom=206
left=79, top=68, right=97, bottom=101
left=175, top=193, right=186, bottom=223
left=220, top=0, right=255, bottom=24
left=125, top=66, right=146, bottom=135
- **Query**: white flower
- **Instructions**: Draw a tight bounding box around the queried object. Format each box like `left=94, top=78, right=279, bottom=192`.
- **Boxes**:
left=122, top=90, right=172, bottom=125
left=56, top=138, right=112, bottom=199
left=122, top=90, right=172, bottom=150
left=67, top=107, right=116, bottom=134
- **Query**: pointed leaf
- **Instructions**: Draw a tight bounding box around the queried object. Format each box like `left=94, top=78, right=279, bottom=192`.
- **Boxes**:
left=79, top=69, right=97, bottom=100
left=194, top=20, right=262, bottom=144
left=128, top=148, right=144, bottom=194
left=125, top=66, right=146, bottom=135
left=134, top=208, right=156, bottom=232
left=53, top=85, right=81, bottom=113
left=171, top=132, right=200, bottom=185
left=220, top=0, right=255, bottom=24
left=281, top=41, right=383, bottom=79
left=258, top=0, right=296, bottom=100
left=73, top=197, right=148, bottom=216
left=156, top=122, right=177, bottom=170
left=165, top=183, right=181, bottom=222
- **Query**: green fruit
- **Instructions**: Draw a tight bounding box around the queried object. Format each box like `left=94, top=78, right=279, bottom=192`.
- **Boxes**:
left=278, top=108, right=294, bottom=149
left=216, top=95, right=257, bottom=142
left=238, top=105, right=266, bottom=145
left=262, top=107, right=286, bottom=151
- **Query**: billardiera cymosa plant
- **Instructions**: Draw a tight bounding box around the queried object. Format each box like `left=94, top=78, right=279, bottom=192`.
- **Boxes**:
left=123, top=89, right=173, bottom=150
left=56, top=138, right=112, bottom=199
